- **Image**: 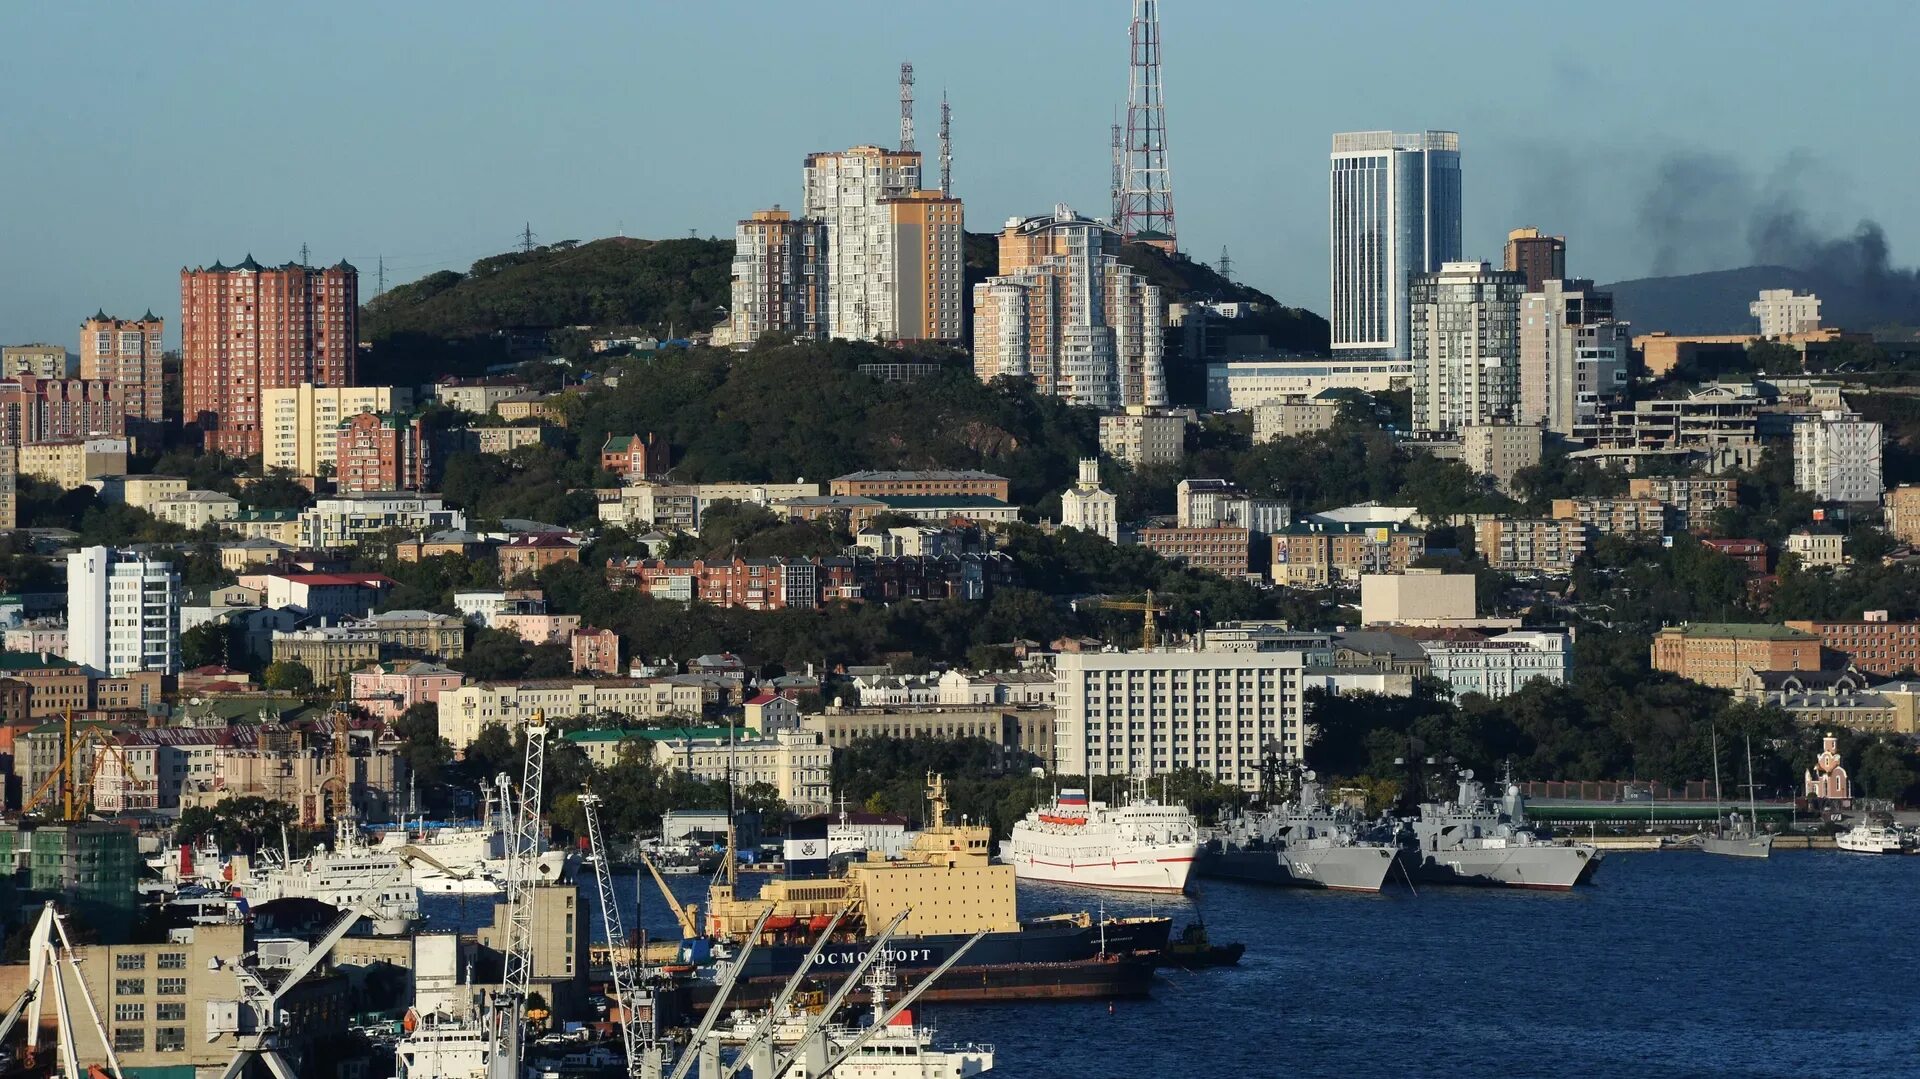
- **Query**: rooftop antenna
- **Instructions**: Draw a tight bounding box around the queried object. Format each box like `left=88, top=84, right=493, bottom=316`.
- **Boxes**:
left=1121, top=0, right=1178, bottom=250
left=899, top=62, right=916, bottom=153
left=1110, top=110, right=1124, bottom=227
left=1217, top=245, right=1233, bottom=281
left=519, top=222, right=537, bottom=254
left=938, top=90, right=952, bottom=196
left=299, top=242, right=311, bottom=267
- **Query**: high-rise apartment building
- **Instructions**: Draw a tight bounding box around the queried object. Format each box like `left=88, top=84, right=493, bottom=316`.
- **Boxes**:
left=336, top=412, right=429, bottom=493
left=1751, top=289, right=1821, bottom=338
left=67, top=546, right=181, bottom=676
left=1, top=343, right=69, bottom=379
left=181, top=256, right=358, bottom=457
left=1409, top=262, right=1523, bottom=435
left=79, top=311, right=166, bottom=426
left=971, top=206, right=1166, bottom=409
left=804, top=146, right=964, bottom=343
left=1329, top=130, right=1462, bottom=358
left=1518, top=279, right=1631, bottom=435
left=0, top=446, right=14, bottom=530
left=726, top=208, right=828, bottom=347
left=0, top=376, right=124, bottom=445
left=1502, top=228, right=1566, bottom=293
left=262, top=383, right=412, bottom=478
left=1793, top=410, right=1883, bottom=502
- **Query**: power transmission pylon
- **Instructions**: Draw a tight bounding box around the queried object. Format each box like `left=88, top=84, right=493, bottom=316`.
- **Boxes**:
left=519, top=223, right=537, bottom=254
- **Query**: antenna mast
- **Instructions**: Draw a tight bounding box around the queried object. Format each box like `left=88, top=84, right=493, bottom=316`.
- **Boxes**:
left=1110, top=113, right=1124, bottom=227
left=899, top=62, right=915, bottom=153
left=1121, top=0, right=1177, bottom=250
left=1218, top=245, right=1233, bottom=281
left=938, top=91, right=952, bottom=196
left=519, top=223, right=537, bottom=254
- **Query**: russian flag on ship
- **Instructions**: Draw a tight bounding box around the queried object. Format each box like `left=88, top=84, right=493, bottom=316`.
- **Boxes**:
left=1058, top=790, right=1089, bottom=806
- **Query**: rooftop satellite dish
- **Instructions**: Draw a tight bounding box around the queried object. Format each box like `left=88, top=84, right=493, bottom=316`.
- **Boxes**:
left=1304, top=770, right=1317, bottom=782
left=1462, top=769, right=1475, bottom=781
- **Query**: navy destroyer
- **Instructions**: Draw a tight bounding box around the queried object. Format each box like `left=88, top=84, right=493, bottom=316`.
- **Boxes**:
left=1197, top=768, right=1396, bottom=893
left=1395, top=768, right=1600, bottom=890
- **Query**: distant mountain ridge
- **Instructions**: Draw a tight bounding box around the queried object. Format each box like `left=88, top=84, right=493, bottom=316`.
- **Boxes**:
left=1603, top=264, right=1920, bottom=336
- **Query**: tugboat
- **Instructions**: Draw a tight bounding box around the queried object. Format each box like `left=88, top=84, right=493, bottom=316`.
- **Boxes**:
left=1000, top=784, right=1198, bottom=894
left=1394, top=766, right=1600, bottom=890
left=1160, top=922, right=1245, bottom=970
left=1198, top=761, right=1397, bottom=893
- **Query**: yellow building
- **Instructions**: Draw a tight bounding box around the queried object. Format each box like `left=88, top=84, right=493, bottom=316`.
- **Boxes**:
left=151, top=489, right=241, bottom=530
left=263, top=383, right=413, bottom=477
left=1886, top=485, right=1920, bottom=547
left=883, top=191, right=966, bottom=343
left=19, top=438, right=127, bottom=489
left=221, top=508, right=304, bottom=545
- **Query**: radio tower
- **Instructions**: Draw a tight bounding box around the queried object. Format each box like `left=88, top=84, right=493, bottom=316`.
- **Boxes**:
left=1110, top=114, right=1124, bottom=227
left=1121, top=0, right=1177, bottom=251
left=1217, top=245, right=1233, bottom=281
left=899, top=62, right=915, bottom=153
left=938, top=90, right=952, bottom=195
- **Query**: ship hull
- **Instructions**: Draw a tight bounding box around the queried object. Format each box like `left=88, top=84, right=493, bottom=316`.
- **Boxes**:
left=1001, top=841, right=1196, bottom=894
left=724, top=917, right=1170, bottom=988
left=676, top=954, right=1157, bottom=1017
left=1701, top=834, right=1773, bottom=859
left=1397, top=843, right=1599, bottom=890
left=1196, top=844, right=1395, bottom=893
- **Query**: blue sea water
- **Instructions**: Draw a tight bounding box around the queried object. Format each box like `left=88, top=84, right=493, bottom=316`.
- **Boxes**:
left=426, top=851, right=1920, bottom=1079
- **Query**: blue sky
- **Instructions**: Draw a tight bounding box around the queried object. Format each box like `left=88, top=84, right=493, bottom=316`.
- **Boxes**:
left=3, top=1, right=1915, bottom=346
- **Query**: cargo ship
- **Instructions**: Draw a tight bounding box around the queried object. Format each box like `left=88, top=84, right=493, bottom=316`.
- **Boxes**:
left=681, top=775, right=1170, bottom=1013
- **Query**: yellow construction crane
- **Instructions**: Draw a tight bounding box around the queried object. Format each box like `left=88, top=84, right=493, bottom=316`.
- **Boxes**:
left=19, top=711, right=147, bottom=821
left=639, top=851, right=701, bottom=941
left=1089, top=589, right=1171, bottom=650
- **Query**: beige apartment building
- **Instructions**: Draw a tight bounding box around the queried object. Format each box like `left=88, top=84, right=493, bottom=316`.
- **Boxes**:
left=803, top=145, right=965, bottom=343
left=1476, top=517, right=1590, bottom=574
left=1886, top=485, right=1920, bottom=546
left=263, top=382, right=414, bottom=476
left=151, top=489, right=241, bottom=529
left=1628, top=476, right=1739, bottom=532
left=1550, top=496, right=1670, bottom=536
left=726, top=207, right=828, bottom=346
left=272, top=626, right=382, bottom=684
left=436, top=679, right=707, bottom=748
left=1098, top=407, right=1187, bottom=466
left=1, top=343, right=68, bottom=378
left=18, top=438, right=127, bottom=489
left=1461, top=423, right=1544, bottom=494
left=1253, top=395, right=1343, bottom=442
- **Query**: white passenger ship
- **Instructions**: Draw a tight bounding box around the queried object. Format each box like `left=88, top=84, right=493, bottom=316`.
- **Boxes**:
left=999, top=788, right=1198, bottom=894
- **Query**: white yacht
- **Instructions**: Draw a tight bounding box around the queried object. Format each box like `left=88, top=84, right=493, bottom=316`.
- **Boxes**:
left=999, top=787, right=1198, bottom=894
left=1835, top=822, right=1904, bottom=854
left=230, top=816, right=420, bottom=933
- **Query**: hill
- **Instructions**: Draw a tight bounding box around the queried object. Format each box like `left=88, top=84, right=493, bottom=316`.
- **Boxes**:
left=362, top=237, right=732, bottom=340
left=1118, top=244, right=1329, bottom=354
left=1603, top=264, right=1920, bottom=335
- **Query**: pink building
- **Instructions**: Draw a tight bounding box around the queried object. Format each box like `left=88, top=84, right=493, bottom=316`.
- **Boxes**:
left=572, top=627, right=620, bottom=675
left=1805, top=732, right=1851, bottom=802
left=350, top=660, right=466, bottom=720
left=494, top=612, right=582, bottom=646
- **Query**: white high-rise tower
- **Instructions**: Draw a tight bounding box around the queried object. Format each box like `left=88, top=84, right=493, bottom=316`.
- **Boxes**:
left=67, top=546, right=180, bottom=676
left=1330, top=130, right=1462, bottom=359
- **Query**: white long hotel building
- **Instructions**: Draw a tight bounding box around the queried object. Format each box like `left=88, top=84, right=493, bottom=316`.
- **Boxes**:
left=1053, top=643, right=1313, bottom=791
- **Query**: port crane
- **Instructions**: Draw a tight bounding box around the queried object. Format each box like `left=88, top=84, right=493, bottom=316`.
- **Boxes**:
left=581, top=786, right=663, bottom=1079
left=12, top=901, right=126, bottom=1079
left=639, top=851, right=701, bottom=942
left=18, top=711, right=152, bottom=819
left=488, top=712, right=549, bottom=1079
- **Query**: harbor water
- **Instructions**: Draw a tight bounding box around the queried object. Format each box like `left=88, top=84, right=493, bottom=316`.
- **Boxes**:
left=427, top=851, right=1920, bottom=1078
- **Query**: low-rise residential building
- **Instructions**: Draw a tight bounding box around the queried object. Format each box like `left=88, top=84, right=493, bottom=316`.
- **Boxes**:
left=829, top=470, right=1011, bottom=502
left=497, top=532, right=584, bottom=579
left=437, top=679, right=708, bottom=748
left=151, top=489, right=241, bottom=530
left=606, top=553, right=1013, bottom=608
left=87, top=474, right=187, bottom=509
left=1651, top=622, right=1822, bottom=689
left=1252, top=393, right=1343, bottom=442
left=597, top=480, right=823, bottom=531
left=459, top=424, right=559, bottom=456
left=773, top=494, right=887, bottom=531
left=0, top=652, right=89, bottom=718
left=1628, top=476, right=1739, bottom=532
left=298, top=493, right=465, bottom=549
left=1420, top=629, right=1571, bottom=700
left=493, top=610, right=581, bottom=646
left=1460, top=423, right=1545, bottom=495
left=1475, top=517, right=1589, bottom=574
left=871, top=494, right=1018, bottom=525
left=571, top=627, right=620, bottom=675
left=1785, top=525, right=1846, bottom=568
left=648, top=727, right=833, bottom=811
left=1734, top=668, right=1913, bottom=735
left=349, top=661, right=466, bottom=721
left=18, top=438, right=126, bottom=489
left=244, top=571, right=396, bottom=619
left=1550, top=496, right=1670, bottom=536
left=1784, top=616, right=1920, bottom=677
left=1139, top=526, right=1253, bottom=578
left=493, top=393, right=564, bottom=425
left=1270, top=522, right=1425, bottom=587
left=1176, top=478, right=1290, bottom=533
left=217, top=538, right=296, bottom=571
left=356, top=609, right=466, bottom=660
left=272, top=626, right=382, bottom=684
left=1098, top=407, right=1187, bottom=466
left=222, top=508, right=303, bottom=545
left=1702, top=538, right=1770, bottom=575
left=431, top=376, right=525, bottom=415
left=600, top=433, right=670, bottom=482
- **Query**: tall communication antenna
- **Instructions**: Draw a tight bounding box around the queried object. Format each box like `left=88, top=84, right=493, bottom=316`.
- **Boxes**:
left=519, top=222, right=537, bottom=254
left=938, top=90, right=952, bottom=195
left=899, top=62, right=916, bottom=153
left=1218, top=245, right=1233, bottom=281
left=376, top=255, right=387, bottom=296
left=1121, top=0, right=1177, bottom=250
left=1110, top=113, right=1125, bottom=227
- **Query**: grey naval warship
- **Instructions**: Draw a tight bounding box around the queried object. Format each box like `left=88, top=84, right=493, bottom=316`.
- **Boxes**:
left=1396, top=769, right=1600, bottom=890
left=1198, top=769, right=1397, bottom=893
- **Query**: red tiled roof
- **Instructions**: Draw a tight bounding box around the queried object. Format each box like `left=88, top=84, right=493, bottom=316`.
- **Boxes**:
left=272, top=572, right=397, bottom=587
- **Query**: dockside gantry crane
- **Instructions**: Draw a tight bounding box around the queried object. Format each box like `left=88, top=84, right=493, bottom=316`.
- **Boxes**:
left=581, top=786, right=662, bottom=1078
left=487, top=712, right=548, bottom=1079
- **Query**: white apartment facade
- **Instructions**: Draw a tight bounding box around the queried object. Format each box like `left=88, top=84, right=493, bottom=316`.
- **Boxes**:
left=66, top=546, right=180, bottom=676
left=1751, top=289, right=1821, bottom=338
left=1793, top=411, right=1884, bottom=503
left=298, top=493, right=465, bottom=549
left=1098, top=408, right=1187, bottom=466
left=650, top=728, right=834, bottom=811
left=1518, top=280, right=1630, bottom=436
left=1053, top=646, right=1314, bottom=791
left=1059, top=458, right=1118, bottom=542
left=802, top=145, right=921, bottom=341
left=1329, top=130, right=1462, bottom=359
left=1421, top=630, right=1571, bottom=701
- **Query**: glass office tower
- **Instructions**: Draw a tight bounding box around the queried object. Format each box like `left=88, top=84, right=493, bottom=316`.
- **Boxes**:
left=1329, top=130, right=1462, bottom=359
